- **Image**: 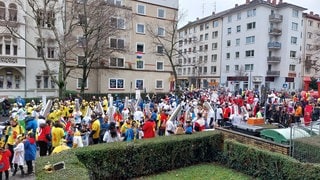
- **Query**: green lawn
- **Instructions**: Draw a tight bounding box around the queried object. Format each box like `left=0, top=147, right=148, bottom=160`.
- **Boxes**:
left=138, top=163, right=253, bottom=180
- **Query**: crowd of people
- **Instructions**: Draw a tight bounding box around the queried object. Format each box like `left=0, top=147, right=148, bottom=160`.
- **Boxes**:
left=0, top=87, right=319, bottom=179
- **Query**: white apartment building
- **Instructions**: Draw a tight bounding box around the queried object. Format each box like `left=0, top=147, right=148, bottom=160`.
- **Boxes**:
left=65, top=0, right=179, bottom=94
left=178, top=0, right=309, bottom=92
left=0, top=1, right=60, bottom=98
left=302, top=12, right=320, bottom=79
left=177, top=14, right=223, bottom=89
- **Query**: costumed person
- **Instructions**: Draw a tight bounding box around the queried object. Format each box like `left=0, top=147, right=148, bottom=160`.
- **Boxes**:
left=142, top=116, right=156, bottom=139
left=51, top=121, right=65, bottom=153
left=37, top=120, right=52, bottom=156
left=89, top=114, right=100, bottom=145
left=120, top=118, right=132, bottom=137
left=165, top=116, right=176, bottom=136
left=5, top=117, right=24, bottom=170
left=51, top=139, right=70, bottom=154
left=0, top=143, right=11, bottom=180
left=194, top=112, right=205, bottom=132
left=103, top=122, right=121, bottom=143
left=124, top=120, right=139, bottom=142
left=175, top=123, right=185, bottom=135
left=12, top=135, right=25, bottom=176
left=102, top=97, right=108, bottom=115
left=24, top=132, right=37, bottom=175
left=72, top=130, right=83, bottom=148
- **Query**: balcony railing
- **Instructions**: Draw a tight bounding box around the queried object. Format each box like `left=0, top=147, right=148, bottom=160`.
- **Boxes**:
left=269, top=14, right=283, bottom=22
left=267, top=56, right=281, bottom=63
left=266, top=70, right=280, bottom=76
left=269, top=28, right=282, bottom=36
left=268, top=42, right=281, bottom=49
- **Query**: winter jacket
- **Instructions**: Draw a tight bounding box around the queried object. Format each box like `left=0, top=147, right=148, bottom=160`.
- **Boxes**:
left=24, top=137, right=37, bottom=161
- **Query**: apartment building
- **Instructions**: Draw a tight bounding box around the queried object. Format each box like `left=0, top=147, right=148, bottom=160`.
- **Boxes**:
left=177, top=0, right=308, bottom=91
left=177, top=14, right=223, bottom=89
left=302, top=12, right=320, bottom=78
left=0, top=1, right=60, bottom=98
left=65, top=0, right=179, bottom=94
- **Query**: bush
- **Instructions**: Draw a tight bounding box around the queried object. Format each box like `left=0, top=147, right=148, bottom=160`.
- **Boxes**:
left=293, top=136, right=320, bottom=163
left=75, top=131, right=223, bottom=179
left=223, top=139, right=320, bottom=179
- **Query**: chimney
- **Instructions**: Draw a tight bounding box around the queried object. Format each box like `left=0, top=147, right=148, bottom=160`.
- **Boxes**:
left=235, top=4, right=238, bottom=7
left=315, top=14, right=319, bottom=17
left=278, top=0, right=282, bottom=4
left=246, top=0, right=250, bottom=4
left=212, top=12, right=215, bottom=15
left=310, top=11, right=314, bottom=15
left=196, top=17, right=199, bottom=20
left=272, top=0, right=276, bottom=5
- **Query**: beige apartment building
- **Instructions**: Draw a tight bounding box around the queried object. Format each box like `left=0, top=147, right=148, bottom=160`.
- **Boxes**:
left=65, top=0, right=179, bottom=95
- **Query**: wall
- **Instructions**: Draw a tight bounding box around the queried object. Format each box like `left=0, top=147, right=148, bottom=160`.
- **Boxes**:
left=216, top=127, right=290, bottom=155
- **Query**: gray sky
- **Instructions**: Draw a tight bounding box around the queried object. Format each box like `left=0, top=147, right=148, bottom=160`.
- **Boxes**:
left=179, top=0, right=320, bottom=27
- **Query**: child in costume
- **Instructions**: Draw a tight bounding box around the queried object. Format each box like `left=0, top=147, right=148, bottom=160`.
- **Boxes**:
left=24, top=132, right=37, bottom=175
left=0, top=142, right=11, bottom=180
left=12, top=135, right=25, bottom=176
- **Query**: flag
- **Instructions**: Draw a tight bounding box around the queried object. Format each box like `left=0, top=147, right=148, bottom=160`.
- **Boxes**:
left=136, top=51, right=143, bottom=59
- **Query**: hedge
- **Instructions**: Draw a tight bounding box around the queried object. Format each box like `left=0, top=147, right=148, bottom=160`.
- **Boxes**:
left=75, top=131, right=224, bottom=179
left=223, top=139, right=320, bottom=179
left=293, top=136, right=320, bottom=163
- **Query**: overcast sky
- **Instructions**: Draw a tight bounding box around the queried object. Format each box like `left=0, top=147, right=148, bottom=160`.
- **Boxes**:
left=179, top=0, right=320, bottom=27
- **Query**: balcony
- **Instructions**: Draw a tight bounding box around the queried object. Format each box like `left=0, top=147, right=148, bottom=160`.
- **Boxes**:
left=269, top=28, right=282, bottom=36
left=266, top=70, right=280, bottom=76
left=268, top=42, right=281, bottom=49
left=269, top=14, right=283, bottom=22
left=0, top=56, right=25, bottom=67
left=267, top=56, right=281, bottom=63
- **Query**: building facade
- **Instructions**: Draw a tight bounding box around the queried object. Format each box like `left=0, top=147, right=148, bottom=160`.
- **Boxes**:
left=65, top=0, right=179, bottom=95
left=177, top=0, right=310, bottom=92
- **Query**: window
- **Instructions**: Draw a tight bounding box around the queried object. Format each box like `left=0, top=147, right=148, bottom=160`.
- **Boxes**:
left=0, top=2, right=5, bottom=20
left=291, top=36, right=297, bottom=44
left=36, top=75, right=41, bottom=88
left=203, top=67, right=207, bottom=74
left=5, top=44, right=10, bottom=55
left=77, top=36, right=87, bottom=47
left=308, top=20, right=313, bottom=26
left=292, top=22, right=298, bottom=31
left=157, top=8, right=165, bottom=18
left=290, top=51, right=296, bottom=58
left=135, top=79, right=144, bottom=90
left=156, top=61, right=164, bottom=70
left=200, top=34, right=203, bottom=41
left=211, top=66, right=217, bottom=74
left=77, top=78, right=88, bottom=89
left=235, top=51, right=240, bottom=58
left=228, top=16, right=232, bottom=23
left=212, top=43, right=217, bottom=50
left=204, top=44, right=208, bottom=51
left=306, top=44, right=312, bottom=50
left=44, top=76, right=49, bottom=88
left=307, top=32, right=312, bottom=39
left=157, top=27, right=165, bottom=36
left=13, top=45, right=17, bottom=55
left=237, top=13, right=241, bottom=20
left=200, top=24, right=204, bottom=31
left=0, top=44, right=2, bottom=54
left=236, top=38, right=240, bottom=46
left=137, top=4, right=145, bottom=15
left=292, top=9, right=298, bottom=17
left=227, top=40, right=231, bottom=47
left=247, top=9, right=256, bottom=17
left=227, top=28, right=231, bottom=34
left=213, top=21, right=219, bottom=27
left=204, top=55, right=208, bottom=63
left=15, top=75, right=20, bottom=89
left=47, top=47, right=55, bottom=58
left=110, top=57, right=124, bottom=67
left=236, top=25, right=241, bottom=32
left=289, top=64, right=295, bottom=71
left=245, top=64, right=254, bottom=71
left=110, top=38, right=124, bottom=49
left=78, top=56, right=86, bottom=66
left=245, top=50, right=254, bottom=57
left=8, top=3, right=17, bottom=21
left=246, top=36, right=255, bottom=44
left=155, top=80, right=163, bottom=89
left=205, top=23, right=209, bottom=29
left=36, top=10, right=55, bottom=28
left=157, top=45, right=164, bottom=54
left=226, top=53, right=230, bottom=59
left=136, top=23, right=145, bottom=34
left=110, top=17, right=125, bottom=29
left=78, top=14, right=87, bottom=26
left=109, top=78, right=124, bottom=89
left=205, top=33, right=208, bottom=40
left=106, top=0, right=122, bottom=6
left=211, top=54, right=217, bottom=62
left=37, top=46, right=44, bottom=57
left=212, top=31, right=218, bottom=38
left=136, top=60, right=144, bottom=69
left=235, top=65, right=239, bottom=71
left=226, top=65, right=230, bottom=72
left=247, top=22, right=256, bottom=30
left=136, top=43, right=144, bottom=53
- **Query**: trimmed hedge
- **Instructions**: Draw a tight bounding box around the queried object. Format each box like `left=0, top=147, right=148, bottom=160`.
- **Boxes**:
left=293, top=136, right=320, bottom=163
left=75, top=131, right=224, bottom=179
left=223, top=139, right=320, bottom=179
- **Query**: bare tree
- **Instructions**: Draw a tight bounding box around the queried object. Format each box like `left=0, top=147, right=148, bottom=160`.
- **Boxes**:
left=305, top=30, right=320, bottom=73
left=6, top=0, right=130, bottom=97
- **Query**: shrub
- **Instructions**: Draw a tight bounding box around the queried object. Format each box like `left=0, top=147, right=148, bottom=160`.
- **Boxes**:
left=223, top=139, right=320, bottom=179
left=293, top=136, right=320, bottom=163
left=75, top=131, right=224, bottom=179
